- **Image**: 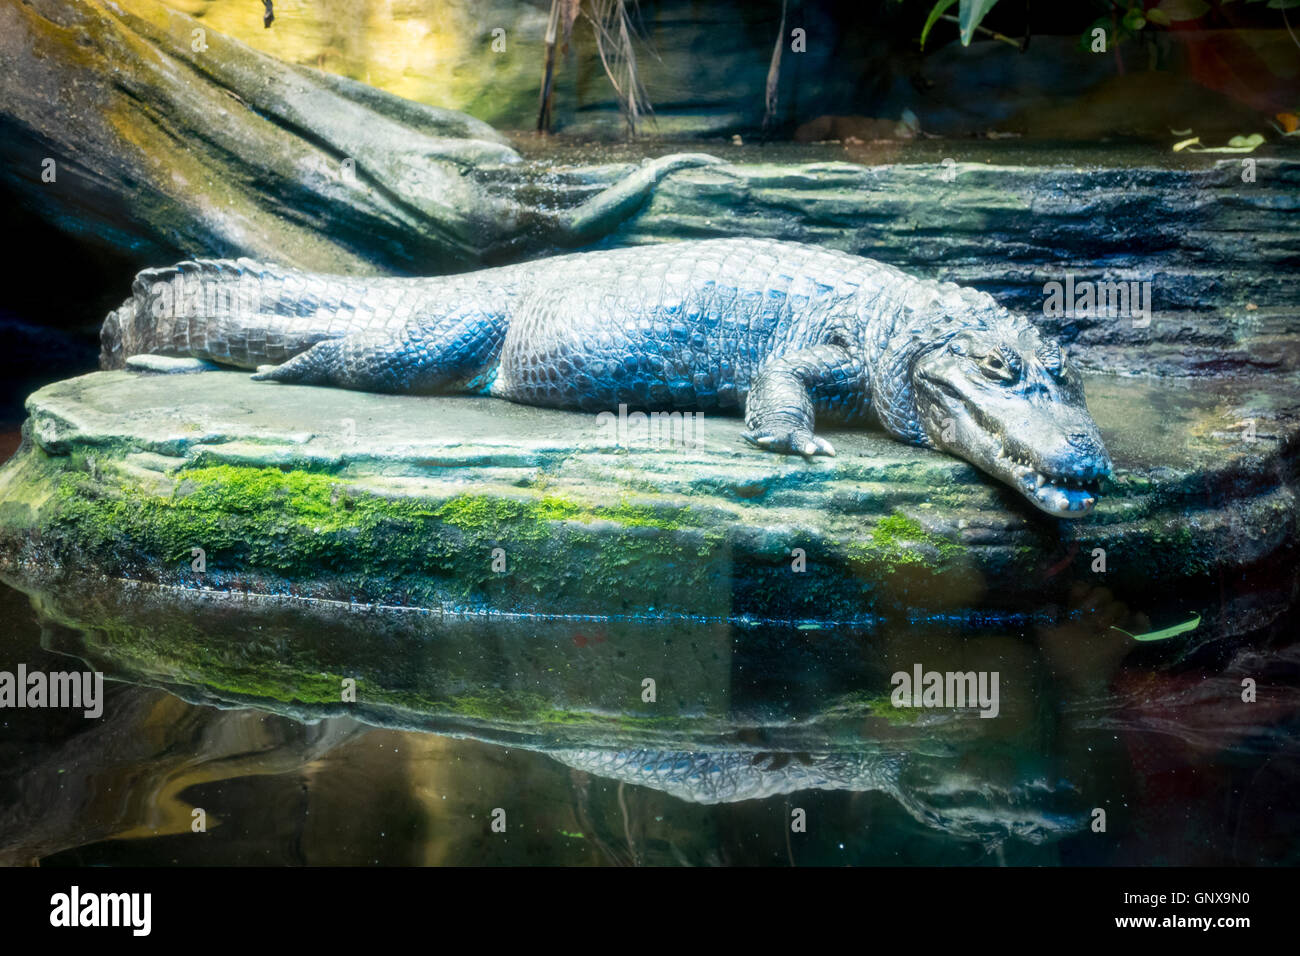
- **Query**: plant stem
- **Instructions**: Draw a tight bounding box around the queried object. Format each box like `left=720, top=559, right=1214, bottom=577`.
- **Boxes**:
left=537, top=0, right=561, bottom=133
left=937, top=13, right=1022, bottom=49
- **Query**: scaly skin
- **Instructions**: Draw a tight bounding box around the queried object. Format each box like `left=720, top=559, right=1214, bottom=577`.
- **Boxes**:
left=552, top=749, right=907, bottom=805
left=101, top=238, right=1112, bottom=516
left=549, top=749, right=1085, bottom=845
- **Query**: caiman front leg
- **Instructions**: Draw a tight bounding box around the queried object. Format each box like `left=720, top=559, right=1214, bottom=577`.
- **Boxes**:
left=742, top=345, right=866, bottom=458
left=251, top=306, right=505, bottom=394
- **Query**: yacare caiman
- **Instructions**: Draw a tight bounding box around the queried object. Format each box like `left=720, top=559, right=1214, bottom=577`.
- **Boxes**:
left=101, top=238, right=1112, bottom=517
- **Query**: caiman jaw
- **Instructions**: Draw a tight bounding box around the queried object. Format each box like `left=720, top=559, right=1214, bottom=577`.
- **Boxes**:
left=918, top=395, right=1109, bottom=518
left=995, top=446, right=1103, bottom=516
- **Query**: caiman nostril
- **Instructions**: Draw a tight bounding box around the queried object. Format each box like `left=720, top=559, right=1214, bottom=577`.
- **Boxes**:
left=1066, top=432, right=1103, bottom=455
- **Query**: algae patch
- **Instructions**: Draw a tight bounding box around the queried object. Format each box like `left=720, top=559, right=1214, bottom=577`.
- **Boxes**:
left=36, top=463, right=727, bottom=614
left=846, top=513, right=965, bottom=574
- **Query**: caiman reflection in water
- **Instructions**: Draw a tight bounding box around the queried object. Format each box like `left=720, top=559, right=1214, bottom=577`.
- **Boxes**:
left=1, top=572, right=1297, bottom=865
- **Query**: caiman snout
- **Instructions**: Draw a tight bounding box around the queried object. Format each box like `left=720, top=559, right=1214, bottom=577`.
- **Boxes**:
left=1002, top=422, right=1111, bottom=517
left=1066, top=431, right=1108, bottom=463
left=1036, top=430, right=1112, bottom=483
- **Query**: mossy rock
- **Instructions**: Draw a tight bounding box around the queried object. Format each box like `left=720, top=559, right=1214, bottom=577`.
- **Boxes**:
left=0, top=367, right=1296, bottom=632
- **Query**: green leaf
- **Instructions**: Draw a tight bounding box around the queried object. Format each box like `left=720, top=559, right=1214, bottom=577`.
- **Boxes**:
left=1123, top=8, right=1147, bottom=30
left=959, top=0, right=1001, bottom=46
left=1110, top=613, right=1201, bottom=642
left=1147, top=9, right=1172, bottom=25
left=1156, top=0, right=1212, bottom=20
left=1268, top=0, right=1300, bottom=9
left=921, top=0, right=960, bottom=50
left=1186, top=133, right=1265, bottom=152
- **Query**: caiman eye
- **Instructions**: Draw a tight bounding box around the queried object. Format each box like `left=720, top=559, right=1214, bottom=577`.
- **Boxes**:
left=979, top=353, right=1016, bottom=382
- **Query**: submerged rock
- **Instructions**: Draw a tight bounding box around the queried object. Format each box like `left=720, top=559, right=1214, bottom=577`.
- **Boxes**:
left=6, top=562, right=1296, bottom=853
left=0, top=570, right=1102, bottom=849
left=0, top=367, right=1295, bottom=629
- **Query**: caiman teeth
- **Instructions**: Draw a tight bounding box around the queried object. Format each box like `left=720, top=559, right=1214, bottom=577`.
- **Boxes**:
left=997, top=446, right=1101, bottom=514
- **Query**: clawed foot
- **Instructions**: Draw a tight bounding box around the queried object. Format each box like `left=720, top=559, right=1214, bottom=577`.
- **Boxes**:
left=742, top=429, right=836, bottom=458
left=251, top=354, right=315, bottom=383
left=250, top=364, right=279, bottom=381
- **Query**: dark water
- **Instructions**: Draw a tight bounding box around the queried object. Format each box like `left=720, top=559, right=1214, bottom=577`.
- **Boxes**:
left=1, top=568, right=1296, bottom=867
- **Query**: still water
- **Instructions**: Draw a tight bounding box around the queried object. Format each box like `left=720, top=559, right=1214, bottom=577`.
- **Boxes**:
left=1, top=566, right=1296, bottom=867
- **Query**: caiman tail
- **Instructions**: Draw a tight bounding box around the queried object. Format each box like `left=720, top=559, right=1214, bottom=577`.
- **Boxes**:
left=99, top=303, right=132, bottom=370
left=100, top=258, right=448, bottom=370
left=101, top=259, right=271, bottom=369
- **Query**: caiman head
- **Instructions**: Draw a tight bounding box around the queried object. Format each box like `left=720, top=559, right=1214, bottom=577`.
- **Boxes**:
left=909, top=319, right=1112, bottom=518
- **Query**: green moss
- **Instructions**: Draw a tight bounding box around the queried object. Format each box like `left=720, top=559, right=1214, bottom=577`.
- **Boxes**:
left=866, top=695, right=922, bottom=725
left=35, top=463, right=724, bottom=610
left=65, top=607, right=700, bottom=729
left=823, top=690, right=922, bottom=725
left=434, top=494, right=578, bottom=535
left=201, top=669, right=351, bottom=704
left=10, top=451, right=982, bottom=618
left=70, top=611, right=351, bottom=705
left=438, top=689, right=553, bottom=722
left=434, top=491, right=700, bottom=533
left=846, top=513, right=964, bottom=574
left=397, top=689, right=687, bottom=729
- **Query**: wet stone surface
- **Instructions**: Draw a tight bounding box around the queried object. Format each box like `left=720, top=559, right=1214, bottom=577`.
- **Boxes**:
left=0, top=367, right=1295, bottom=629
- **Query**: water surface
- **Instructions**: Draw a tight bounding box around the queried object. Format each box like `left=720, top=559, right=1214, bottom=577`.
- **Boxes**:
left=2, top=571, right=1296, bottom=867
